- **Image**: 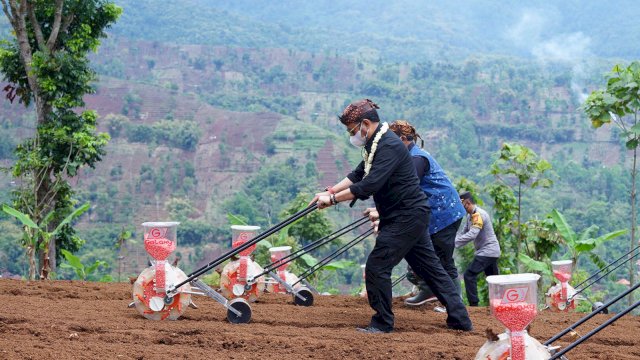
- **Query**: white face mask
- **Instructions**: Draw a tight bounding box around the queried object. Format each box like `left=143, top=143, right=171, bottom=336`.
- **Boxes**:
left=349, top=123, right=368, bottom=147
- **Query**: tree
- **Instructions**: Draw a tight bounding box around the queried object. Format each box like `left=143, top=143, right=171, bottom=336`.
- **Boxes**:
left=489, top=143, right=553, bottom=269
left=0, top=1, right=121, bottom=278
left=280, top=193, right=332, bottom=245
left=114, top=227, right=132, bottom=282
left=584, top=61, right=640, bottom=305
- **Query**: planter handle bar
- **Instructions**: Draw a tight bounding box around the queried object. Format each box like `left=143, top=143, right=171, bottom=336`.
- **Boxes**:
left=573, top=244, right=640, bottom=290
left=571, top=247, right=640, bottom=299
left=549, top=299, right=640, bottom=360
left=392, top=273, right=408, bottom=288
left=545, top=281, right=640, bottom=346
left=292, top=228, right=373, bottom=287
left=167, top=203, right=318, bottom=294
left=255, top=217, right=369, bottom=279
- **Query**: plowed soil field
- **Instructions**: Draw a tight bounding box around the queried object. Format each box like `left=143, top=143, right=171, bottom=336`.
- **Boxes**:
left=0, top=279, right=637, bottom=359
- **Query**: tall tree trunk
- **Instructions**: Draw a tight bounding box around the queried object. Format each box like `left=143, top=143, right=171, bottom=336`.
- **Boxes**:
left=27, top=246, right=36, bottom=280
left=630, top=147, right=637, bottom=306
left=516, top=183, right=522, bottom=271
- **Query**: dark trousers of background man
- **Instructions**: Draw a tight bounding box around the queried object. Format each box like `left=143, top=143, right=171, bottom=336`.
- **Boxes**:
left=408, top=218, right=463, bottom=296
left=463, top=255, right=499, bottom=306
left=365, top=213, right=471, bottom=332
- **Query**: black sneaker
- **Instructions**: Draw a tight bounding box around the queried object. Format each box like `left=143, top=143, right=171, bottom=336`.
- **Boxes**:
left=433, top=305, right=447, bottom=313
left=404, top=290, right=437, bottom=306
left=356, top=326, right=392, bottom=334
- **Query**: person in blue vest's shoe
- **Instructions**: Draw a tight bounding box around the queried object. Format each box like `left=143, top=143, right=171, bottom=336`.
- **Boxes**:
left=311, top=99, right=472, bottom=334
left=388, top=120, right=466, bottom=307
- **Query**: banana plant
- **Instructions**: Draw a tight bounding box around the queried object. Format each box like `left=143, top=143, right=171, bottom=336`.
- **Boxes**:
left=550, top=209, right=627, bottom=270
left=60, top=249, right=108, bottom=281
left=518, top=210, right=626, bottom=288
left=2, top=203, right=90, bottom=280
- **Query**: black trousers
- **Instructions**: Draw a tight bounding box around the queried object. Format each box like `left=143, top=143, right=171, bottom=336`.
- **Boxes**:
left=365, top=214, right=472, bottom=331
left=463, top=255, right=499, bottom=306
left=407, top=218, right=462, bottom=295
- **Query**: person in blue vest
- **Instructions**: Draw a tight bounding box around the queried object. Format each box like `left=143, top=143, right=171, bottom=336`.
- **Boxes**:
left=311, top=99, right=472, bottom=333
left=389, top=120, right=466, bottom=306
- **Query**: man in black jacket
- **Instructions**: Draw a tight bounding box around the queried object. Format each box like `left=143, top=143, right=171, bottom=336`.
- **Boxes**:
left=311, top=99, right=472, bottom=333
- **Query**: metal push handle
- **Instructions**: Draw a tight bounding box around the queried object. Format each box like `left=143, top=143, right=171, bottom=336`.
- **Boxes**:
left=549, top=299, right=640, bottom=359
left=291, top=228, right=373, bottom=286
left=545, top=281, right=640, bottom=346
left=253, top=217, right=369, bottom=280
left=167, top=203, right=318, bottom=294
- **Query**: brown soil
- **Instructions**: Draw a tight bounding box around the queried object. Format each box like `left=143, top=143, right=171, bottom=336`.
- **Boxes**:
left=0, top=279, right=637, bottom=360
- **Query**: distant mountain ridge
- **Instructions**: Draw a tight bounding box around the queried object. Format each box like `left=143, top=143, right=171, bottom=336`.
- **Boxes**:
left=109, top=0, right=640, bottom=61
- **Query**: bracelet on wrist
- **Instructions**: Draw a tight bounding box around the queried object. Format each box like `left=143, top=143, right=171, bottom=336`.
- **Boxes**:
left=330, top=193, right=337, bottom=205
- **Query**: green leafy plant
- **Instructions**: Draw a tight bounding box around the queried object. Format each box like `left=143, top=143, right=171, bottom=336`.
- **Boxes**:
left=59, top=249, right=108, bottom=281
left=550, top=209, right=626, bottom=270
left=584, top=61, right=640, bottom=304
left=489, top=143, right=553, bottom=269
left=2, top=202, right=90, bottom=280
left=115, top=227, right=133, bottom=282
left=518, top=210, right=625, bottom=296
left=1, top=1, right=121, bottom=279
left=303, top=256, right=356, bottom=294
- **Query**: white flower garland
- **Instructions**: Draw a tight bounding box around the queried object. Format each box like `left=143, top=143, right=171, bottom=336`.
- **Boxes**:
left=363, top=122, right=388, bottom=178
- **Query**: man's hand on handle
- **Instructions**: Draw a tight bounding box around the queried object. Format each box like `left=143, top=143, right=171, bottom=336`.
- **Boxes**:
left=364, top=207, right=380, bottom=234
left=364, top=207, right=379, bottom=222
left=316, top=194, right=333, bottom=209
left=309, top=191, right=330, bottom=206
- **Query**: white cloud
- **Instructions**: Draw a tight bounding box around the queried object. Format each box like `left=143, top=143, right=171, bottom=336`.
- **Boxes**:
left=506, top=10, right=547, bottom=47
left=532, top=32, right=592, bottom=62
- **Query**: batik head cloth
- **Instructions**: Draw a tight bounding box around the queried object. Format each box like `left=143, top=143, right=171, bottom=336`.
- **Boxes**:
left=389, top=120, right=416, bottom=138
left=339, top=99, right=380, bottom=125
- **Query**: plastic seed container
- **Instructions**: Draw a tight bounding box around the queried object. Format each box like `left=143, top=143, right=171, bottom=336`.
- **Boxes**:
left=142, top=222, right=180, bottom=261
left=142, top=222, right=180, bottom=292
left=552, top=260, right=573, bottom=302
left=230, top=225, right=261, bottom=256
left=269, top=246, right=292, bottom=269
left=487, top=273, right=540, bottom=360
left=551, top=260, right=573, bottom=283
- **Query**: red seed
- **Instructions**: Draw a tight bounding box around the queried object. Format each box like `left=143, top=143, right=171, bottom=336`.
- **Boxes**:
left=553, top=270, right=571, bottom=282
left=144, top=237, right=176, bottom=260
left=492, top=301, right=537, bottom=331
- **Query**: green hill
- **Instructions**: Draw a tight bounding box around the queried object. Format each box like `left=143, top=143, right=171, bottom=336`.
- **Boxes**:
left=0, top=2, right=637, bottom=296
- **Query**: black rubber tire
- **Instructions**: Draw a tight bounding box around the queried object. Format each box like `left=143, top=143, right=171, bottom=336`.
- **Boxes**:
left=293, top=287, right=314, bottom=307
left=227, top=298, right=252, bottom=324
left=592, top=301, right=609, bottom=314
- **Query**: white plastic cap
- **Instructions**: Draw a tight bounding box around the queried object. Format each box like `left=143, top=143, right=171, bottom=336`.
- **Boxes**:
left=230, top=225, right=261, bottom=231
left=486, top=273, right=540, bottom=285
left=551, top=260, right=573, bottom=266
left=269, top=246, right=292, bottom=252
left=141, top=221, right=180, bottom=227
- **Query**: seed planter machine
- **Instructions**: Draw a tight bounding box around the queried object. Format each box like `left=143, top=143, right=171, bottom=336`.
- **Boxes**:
left=131, top=204, right=318, bottom=323
left=244, top=216, right=372, bottom=306
left=131, top=205, right=372, bottom=323
left=475, top=273, right=640, bottom=360
left=545, top=260, right=581, bottom=312
left=547, top=245, right=640, bottom=313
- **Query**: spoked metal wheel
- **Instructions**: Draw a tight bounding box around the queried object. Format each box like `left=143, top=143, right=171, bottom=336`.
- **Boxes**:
left=227, top=298, right=252, bottom=324
left=592, top=301, right=609, bottom=314
left=132, top=264, right=191, bottom=320
left=293, top=287, right=314, bottom=307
